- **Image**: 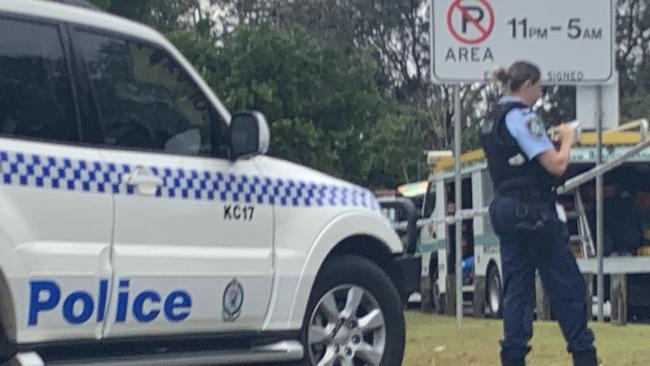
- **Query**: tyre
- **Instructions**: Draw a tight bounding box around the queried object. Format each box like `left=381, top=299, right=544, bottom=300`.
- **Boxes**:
left=429, top=266, right=444, bottom=314
left=435, top=291, right=446, bottom=315
left=0, top=322, right=16, bottom=363
left=300, top=255, right=405, bottom=366
left=486, top=264, right=502, bottom=318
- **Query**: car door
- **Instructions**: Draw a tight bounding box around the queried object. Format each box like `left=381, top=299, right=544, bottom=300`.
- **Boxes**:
left=70, top=27, right=274, bottom=338
left=0, top=15, right=113, bottom=343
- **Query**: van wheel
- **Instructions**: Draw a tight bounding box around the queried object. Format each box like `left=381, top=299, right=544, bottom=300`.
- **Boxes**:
left=436, top=292, right=447, bottom=315
left=429, top=259, right=438, bottom=302
left=300, top=255, right=405, bottom=366
left=487, top=265, right=502, bottom=318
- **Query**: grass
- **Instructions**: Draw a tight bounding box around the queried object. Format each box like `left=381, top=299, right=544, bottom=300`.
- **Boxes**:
left=403, top=311, right=650, bottom=366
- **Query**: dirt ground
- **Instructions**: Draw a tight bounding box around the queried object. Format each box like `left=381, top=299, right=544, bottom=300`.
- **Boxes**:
left=403, top=311, right=650, bottom=366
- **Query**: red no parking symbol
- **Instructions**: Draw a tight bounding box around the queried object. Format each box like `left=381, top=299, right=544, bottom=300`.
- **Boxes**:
left=447, top=0, right=495, bottom=45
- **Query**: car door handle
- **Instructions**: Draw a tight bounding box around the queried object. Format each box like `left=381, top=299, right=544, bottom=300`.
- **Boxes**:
left=122, top=168, right=162, bottom=196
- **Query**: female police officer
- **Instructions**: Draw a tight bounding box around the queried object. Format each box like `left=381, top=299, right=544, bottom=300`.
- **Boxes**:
left=480, top=61, right=598, bottom=366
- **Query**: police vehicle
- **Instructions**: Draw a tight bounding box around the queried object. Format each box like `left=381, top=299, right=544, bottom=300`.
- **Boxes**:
left=0, top=1, right=420, bottom=365
left=412, top=119, right=650, bottom=322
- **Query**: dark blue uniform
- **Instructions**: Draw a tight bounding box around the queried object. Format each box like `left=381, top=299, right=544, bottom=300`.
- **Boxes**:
left=481, top=97, right=597, bottom=366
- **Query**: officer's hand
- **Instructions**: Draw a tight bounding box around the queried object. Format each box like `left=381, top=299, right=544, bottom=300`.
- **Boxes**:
left=558, top=122, right=576, bottom=144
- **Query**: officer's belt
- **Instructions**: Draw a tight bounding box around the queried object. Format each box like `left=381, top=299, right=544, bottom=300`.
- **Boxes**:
left=496, top=187, right=556, bottom=203
left=496, top=179, right=556, bottom=202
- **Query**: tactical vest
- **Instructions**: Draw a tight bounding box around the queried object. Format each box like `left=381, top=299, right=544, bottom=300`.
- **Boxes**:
left=479, top=102, right=557, bottom=195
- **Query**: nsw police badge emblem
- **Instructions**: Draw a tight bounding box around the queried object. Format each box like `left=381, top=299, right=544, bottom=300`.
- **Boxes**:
left=526, top=118, right=545, bottom=137
left=222, top=278, right=244, bottom=321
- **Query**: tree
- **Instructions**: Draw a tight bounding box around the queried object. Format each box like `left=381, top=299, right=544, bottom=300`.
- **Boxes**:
left=89, top=0, right=202, bottom=33
left=617, top=0, right=650, bottom=121
left=366, top=107, right=429, bottom=187
left=203, top=25, right=397, bottom=186
left=211, top=0, right=451, bottom=148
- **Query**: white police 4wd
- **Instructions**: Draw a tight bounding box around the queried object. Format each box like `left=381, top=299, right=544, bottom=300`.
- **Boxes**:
left=0, top=1, right=420, bottom=365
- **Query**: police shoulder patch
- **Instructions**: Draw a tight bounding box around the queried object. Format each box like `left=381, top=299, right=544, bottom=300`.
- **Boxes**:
left=526, top=117, right=545, bottom=138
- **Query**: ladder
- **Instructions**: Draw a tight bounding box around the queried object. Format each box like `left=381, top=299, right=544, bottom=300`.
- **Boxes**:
left=567, top=189, right=596, bottom=258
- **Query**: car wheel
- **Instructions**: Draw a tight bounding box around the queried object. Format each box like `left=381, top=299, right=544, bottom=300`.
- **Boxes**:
left=300, top=255, right=405, bottom=366
left=487, top=264, right=502, bottom=318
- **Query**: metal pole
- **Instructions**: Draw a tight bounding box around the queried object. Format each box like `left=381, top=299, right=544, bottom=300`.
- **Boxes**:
left=453, top=85, right=463, bottom=327
left=596, top=85, right=604, bottom=322
left=429, top=0, right=434, bottom=82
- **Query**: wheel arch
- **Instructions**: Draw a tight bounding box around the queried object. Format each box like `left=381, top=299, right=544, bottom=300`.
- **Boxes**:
left=486, top=258, right=501, bottom=281
left=325, top=235, right=406, bottom=300
left=286, top=212, right=405, bottom=328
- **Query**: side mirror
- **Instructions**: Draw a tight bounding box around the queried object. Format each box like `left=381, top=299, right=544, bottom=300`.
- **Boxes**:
left=229, top=111, right=270, bottom=160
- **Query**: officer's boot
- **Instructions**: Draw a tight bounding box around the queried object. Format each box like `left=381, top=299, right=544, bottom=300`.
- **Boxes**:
left=501, top=358, right=525, bottom=366
left=572, top=349, right=599, bottom=366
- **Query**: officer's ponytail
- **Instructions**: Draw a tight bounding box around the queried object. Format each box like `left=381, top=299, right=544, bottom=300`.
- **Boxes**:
left=493, top=67, right=509, bottom=86
left=493, top=61, right=541, bottom=92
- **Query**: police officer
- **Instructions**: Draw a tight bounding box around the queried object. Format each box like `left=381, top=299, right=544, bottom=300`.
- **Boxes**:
left=480, top=61, right=598, bottom=366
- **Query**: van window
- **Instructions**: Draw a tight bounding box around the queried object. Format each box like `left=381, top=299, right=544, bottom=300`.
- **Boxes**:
left=72, top=29, right=226, bottom=156
left=0, top=18, right=78, bottom=143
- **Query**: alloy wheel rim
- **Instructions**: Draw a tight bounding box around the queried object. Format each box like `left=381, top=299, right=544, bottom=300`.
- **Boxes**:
left=307, top=284, right=386, bottom=366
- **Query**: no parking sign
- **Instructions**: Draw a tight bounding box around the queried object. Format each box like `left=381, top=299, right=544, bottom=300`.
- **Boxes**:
left=431, top=0, right=614, bottom=85
left=446, top=0, right=494, bottom=45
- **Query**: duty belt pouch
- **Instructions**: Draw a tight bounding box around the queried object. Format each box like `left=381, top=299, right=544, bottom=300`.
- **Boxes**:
left=514, top=201, right=560, bottom=264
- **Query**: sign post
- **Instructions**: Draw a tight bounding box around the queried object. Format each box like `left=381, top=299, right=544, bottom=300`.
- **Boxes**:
left=429, top=0, right=615, bottom=326
left=595, top=86, right=605, bottom=322
left=453, top=85, right=462, bottom=328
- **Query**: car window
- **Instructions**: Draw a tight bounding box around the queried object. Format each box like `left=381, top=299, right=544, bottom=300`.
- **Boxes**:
left=73, top=29, right=225, bottom=156
left=0, top=17, right=78, bottom=143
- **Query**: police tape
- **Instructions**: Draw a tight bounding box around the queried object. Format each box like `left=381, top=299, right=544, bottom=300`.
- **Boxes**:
left=391, top=207, right=489, bottom=230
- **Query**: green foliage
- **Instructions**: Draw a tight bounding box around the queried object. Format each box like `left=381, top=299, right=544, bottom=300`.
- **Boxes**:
left=199, top=26, right=407, bottom=186
left=88, top=0, right=199, bottom=33
left=365, top=109, right=429, bottom=188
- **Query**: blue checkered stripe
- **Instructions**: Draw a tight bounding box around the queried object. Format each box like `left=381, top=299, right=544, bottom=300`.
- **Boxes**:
left=0, top=151, right=130, bottom=194
left=151, top=167, right=378, bottom=209
left=0, top=151, right=379, bottom=210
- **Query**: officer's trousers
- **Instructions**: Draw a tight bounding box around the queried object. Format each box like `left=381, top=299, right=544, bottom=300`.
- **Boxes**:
left=489, top=194, right=596, bottom=362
